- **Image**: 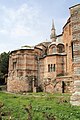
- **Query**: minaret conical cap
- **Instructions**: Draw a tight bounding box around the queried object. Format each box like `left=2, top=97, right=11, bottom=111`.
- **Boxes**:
left=52, top=19, right=55, bottom=30
left=50, top=19, right=56, bottom=42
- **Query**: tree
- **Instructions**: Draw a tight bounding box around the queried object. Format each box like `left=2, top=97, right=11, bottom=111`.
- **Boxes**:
left=0, top=52, right=9, bottom=85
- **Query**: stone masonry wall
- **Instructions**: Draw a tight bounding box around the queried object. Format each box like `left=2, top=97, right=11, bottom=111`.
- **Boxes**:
left=70, top=4, right=80, bottom=106
left=7, top=49, right=38, bottom=93
left=56, top=76, right=73, bottom=93
left=63, top=18, right=72, bottom=76
left=7, top=77, right=29, bottom=93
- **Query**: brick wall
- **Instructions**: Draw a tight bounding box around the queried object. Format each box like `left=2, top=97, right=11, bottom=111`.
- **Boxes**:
left=63, top=18, right=72, bottom=76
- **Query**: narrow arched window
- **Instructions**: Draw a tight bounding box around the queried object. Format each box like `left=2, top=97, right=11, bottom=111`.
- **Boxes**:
left=57, top=44, right=64, bottom=53
left=53, top=47, right=56, bottom=53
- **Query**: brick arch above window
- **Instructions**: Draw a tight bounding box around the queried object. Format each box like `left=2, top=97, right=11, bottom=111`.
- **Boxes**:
left=48, top=44, right=57, bottom=54
left=57, top=44, right=65, bottom=53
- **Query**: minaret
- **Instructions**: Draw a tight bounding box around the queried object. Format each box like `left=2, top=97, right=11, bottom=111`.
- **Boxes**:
left=50, top=19, right=56, bottom=42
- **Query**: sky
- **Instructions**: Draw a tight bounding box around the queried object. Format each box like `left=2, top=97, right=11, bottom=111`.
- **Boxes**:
left=0, top=0, right=80, bottom=53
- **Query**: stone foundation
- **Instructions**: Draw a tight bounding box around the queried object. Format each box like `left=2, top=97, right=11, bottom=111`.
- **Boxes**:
left=70, top=80, right=80, bottom=106
left=56, top=76, right=73, bottom=93
left=44, top=84, right=54, bottom=93
left=43, top=76, right=73, bottom=93
left=7, top=77, right=30, bottom=93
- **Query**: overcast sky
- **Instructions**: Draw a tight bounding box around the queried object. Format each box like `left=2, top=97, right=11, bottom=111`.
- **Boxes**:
left=0, top=0, right=80, bottom=53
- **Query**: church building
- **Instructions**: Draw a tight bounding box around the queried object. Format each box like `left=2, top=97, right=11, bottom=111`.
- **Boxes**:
left=7, top=4, right=80, bottom=95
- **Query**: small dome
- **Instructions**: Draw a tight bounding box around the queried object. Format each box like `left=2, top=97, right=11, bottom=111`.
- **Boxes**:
left=48, top=41, right=64, bottom=48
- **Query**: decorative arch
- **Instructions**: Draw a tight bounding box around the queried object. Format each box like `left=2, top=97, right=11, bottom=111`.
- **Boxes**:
left=57, top=44, right=65, bottom=53
left=48, top=44, right=57, bottom=54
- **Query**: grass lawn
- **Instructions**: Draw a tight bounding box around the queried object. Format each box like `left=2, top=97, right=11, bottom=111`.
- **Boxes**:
left=0, top=92, right=80, bottom=120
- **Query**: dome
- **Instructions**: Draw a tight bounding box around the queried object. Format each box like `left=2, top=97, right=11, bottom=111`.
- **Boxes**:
left=48, top=41, right=64, bottom=48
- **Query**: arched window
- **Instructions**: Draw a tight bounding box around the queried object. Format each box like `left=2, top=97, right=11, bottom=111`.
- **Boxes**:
left=57, top=44, right=64, bottom=53
left=53, top=47, right=56, bottom=53
left=48, top=64, right=55, bottom=72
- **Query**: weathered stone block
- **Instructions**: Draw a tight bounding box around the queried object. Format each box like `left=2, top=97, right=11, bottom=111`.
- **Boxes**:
left=70, top=92, right=80, bottom=106
left=70, top=80, right=80, bottom=106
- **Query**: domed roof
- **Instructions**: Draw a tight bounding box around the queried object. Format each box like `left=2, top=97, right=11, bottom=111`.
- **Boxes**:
left=48, top=41, right=64, bottom=48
